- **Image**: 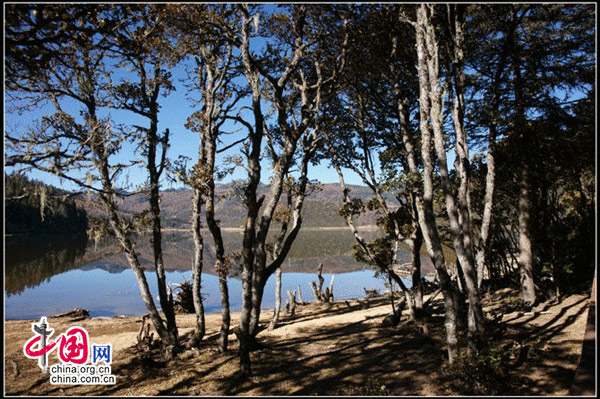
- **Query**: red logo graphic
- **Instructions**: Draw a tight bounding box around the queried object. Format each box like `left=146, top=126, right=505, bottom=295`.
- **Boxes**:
left=23, top=318, right=90, bottom=371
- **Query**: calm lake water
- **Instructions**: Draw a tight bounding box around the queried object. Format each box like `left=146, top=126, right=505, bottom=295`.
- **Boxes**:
left=5, top=230, right=418, bottom=320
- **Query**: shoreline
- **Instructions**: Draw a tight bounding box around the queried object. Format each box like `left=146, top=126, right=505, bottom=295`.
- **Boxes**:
left=5, top=287, right=593, bottom=396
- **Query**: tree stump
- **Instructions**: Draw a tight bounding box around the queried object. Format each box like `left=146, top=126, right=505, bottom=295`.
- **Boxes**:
left=286, top=290, right=296, bottom=316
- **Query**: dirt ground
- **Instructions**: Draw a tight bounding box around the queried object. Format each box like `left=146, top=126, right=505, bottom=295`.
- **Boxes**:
left=4, top=286, right=593, bottom=396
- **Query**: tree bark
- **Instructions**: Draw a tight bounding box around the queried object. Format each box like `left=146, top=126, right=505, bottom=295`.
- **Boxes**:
left=518, top=161, right=536, bottom=306
left=238, top=7, right=264, bottom=375
left=423, top=4, right=485, bottom=336
left=236, top=4, right=335, bottom=374
left=414, top=4, right=460, bottom=362
left=317, top=263, right=325, bottom=300
left=191, top=187, right=206, bottom=343
left=148, top=124, right=178, bottom=344
left=476, top=131, right=496, bottom=288
left=474, top=14, right=516, bottom=289
left=95, top=151, right=174, bottom=346
left=297, top=284, right=305, bottom=305
left=286, top=290, right=296, bottom=316
left=268, top=268, right=282, bottom=330
left=204, top=132, right=231, bottom=353
left=311, top=281, right=321, bottom=303
left=217, top=261, right=230, bottom=353
left=410, top=229, right=424, bottom=318
left=510, top=18, right=536, bottom=308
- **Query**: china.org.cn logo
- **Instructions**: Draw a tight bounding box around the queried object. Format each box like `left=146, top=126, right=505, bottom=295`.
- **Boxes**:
left=23, top=317, right=116, bottom=385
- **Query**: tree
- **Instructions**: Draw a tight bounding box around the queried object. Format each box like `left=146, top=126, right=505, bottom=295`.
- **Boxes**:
left=104, top=3, right=179, bottom=346
left=167, top=4, right=241, bottom=352
left=5, top=172, right=88, bottom=235
left=5, top=4, right=177, bottom=348
left=320, top=5, right=427, bottom=320
left=220, top=4, right=347, bottom=375
left=464, top=4, right=523, bottom=290
left=466, top=4, right=595, bottom=305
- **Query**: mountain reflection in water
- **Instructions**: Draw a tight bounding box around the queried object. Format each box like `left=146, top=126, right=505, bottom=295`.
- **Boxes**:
left=5, top=230, right=424, bottom=319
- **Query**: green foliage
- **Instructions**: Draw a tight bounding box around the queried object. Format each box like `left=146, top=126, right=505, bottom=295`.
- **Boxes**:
left=352, top=237, right=393, bottom=269
left=338, top=198, right=365, bottom=220
left=475, top=100, right=596, bottom=294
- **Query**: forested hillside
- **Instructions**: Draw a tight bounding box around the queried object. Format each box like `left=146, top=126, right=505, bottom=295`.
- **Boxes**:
left=75, top=183, right=386, bottom=229
left=5, top=172, right=88, bottom=235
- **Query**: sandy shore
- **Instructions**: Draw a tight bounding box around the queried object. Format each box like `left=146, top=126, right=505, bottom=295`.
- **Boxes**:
left=5, top=288, right=593, bottom=396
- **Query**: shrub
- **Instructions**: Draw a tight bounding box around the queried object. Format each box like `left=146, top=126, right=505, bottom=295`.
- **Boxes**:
left=441, top=341, right=525, bottom=395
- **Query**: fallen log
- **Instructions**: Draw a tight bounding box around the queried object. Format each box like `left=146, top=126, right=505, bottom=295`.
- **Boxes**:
left=50, top=308, right=90, bottom=321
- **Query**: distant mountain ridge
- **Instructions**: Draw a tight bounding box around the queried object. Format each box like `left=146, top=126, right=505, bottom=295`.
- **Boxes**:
left=76, top=182, right=397, bottom=229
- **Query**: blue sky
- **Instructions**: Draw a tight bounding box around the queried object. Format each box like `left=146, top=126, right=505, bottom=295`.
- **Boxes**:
left=4, top=73, right=366, bottom=192
left=4, top=4, right=368, bottom=193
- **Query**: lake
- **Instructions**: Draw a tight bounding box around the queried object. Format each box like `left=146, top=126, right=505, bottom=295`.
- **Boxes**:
left=4, top=230, right=426, bottom=320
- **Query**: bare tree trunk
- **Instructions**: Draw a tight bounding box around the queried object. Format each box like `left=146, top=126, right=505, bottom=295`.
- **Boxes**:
left=147, top=121, right=177, bottom=346
left=476, top=131, right=496, bottom=288
left=268, top=268, right=282, bottom=330
left=191, top=188, right=206, bottom=343
left=248, top=137, right=318, bottom=339
left=149, top=194, right=177, bottom=345
left=286, top=290, right=296, bottom=316
left=447, top=5, right=475, bottom=265
left=317, top=263, right=325, bottom=300
left=423, top=4, right=485, bottom=336
left=518, top=161, right=536, bottom=306
left=205, top=154, right=230, bottom=353
left=297, top=285, right=305, bottom=305
left=96, top=155, right=174, bottom=346
left=217, top=262, right=230, bottom=353
left=149, top=187, right=177, bottom=341
left=311, top=281, right=321, bottom=303
left=414, top=4, right=460, bottom=362
left=248, top=277, right=266, bottom=338
left=410, top=230, right=424, bottom=318
left=235, top=4, right=340, bottom=375
left=510, top=25, right=536, bottom=308
left=239, top=258, right=253, bottom=376
left=474, top=13, right=516, bottom=289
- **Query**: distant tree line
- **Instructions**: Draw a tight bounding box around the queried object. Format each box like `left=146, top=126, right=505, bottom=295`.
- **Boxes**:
left=5, top=172, right=88, bottom=235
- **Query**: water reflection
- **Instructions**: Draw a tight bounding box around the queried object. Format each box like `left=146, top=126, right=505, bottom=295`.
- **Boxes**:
left=80, top=229, right=405, bottom=275
left=5, top=230, right=425, bottom=319
left=5, top=268, right=393, bottom=319
left=5, top=234, right=88, bottom=296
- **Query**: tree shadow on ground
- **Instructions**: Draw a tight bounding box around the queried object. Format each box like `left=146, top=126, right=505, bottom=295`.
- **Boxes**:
left=273, top=296, right=392, bottom=328
left=471, top=293, right=591, bottom=396
left=6, top=290, right=590, bottom=396
left=206, top=313, right=447, bottom=396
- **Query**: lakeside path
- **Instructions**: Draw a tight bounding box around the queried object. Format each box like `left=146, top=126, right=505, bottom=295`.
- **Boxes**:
left=5, top=287, right=593, bottom=396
